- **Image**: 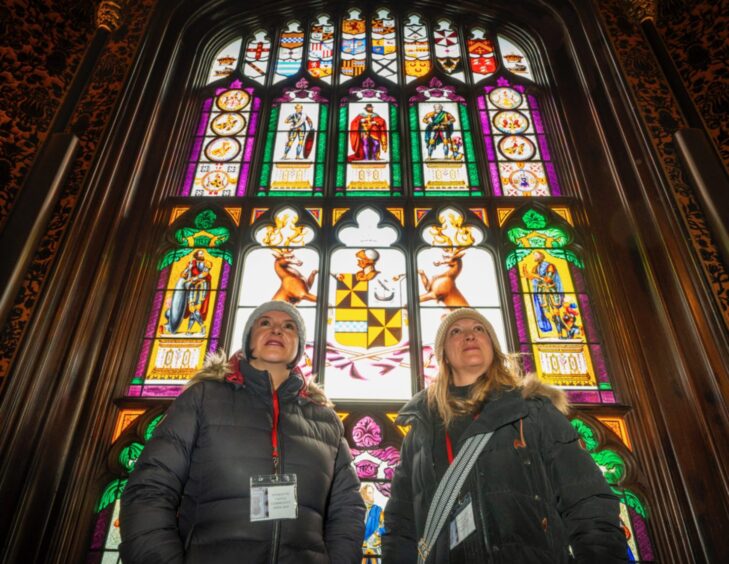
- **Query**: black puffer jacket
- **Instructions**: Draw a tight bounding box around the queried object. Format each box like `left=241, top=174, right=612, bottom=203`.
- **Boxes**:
left=382, top=377, right=627, bottom=563
left=120, top=352, right=365, bottom=564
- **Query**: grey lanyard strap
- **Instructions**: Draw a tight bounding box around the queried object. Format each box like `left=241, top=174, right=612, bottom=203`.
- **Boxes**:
left=417, top=431, right=494, bottom=564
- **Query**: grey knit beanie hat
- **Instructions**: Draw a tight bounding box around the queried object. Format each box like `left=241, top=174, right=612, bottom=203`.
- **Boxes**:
left=433, top=308, right=502, bottom=365
left=242, top=300, right=306, bottom=367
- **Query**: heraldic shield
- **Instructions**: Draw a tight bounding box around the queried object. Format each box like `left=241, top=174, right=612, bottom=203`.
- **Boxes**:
left=334, top=273, right=403, bottom=348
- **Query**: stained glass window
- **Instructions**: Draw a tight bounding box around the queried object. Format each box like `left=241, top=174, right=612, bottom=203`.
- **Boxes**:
left=231, top=206, right=321, bottom=377
left=258, top=79, right=327, bottom=196
left=416, top=206, right=506, bottom=386
left=336, top=79, right=401, bottom=196
left=410, top=78, right=480, bottom=196
left=94, top=7, right=657, bottom=562
left=180, top=81, right=260, bottom=197
left=480, top=78, right=561, bottom=196
left=308, top=14, right=335, bottom=84
left=128, top=209, right=235, bottom=397
left=505, top=207, right=614, bottom=403
left=340, top=8, right=367, bottom=83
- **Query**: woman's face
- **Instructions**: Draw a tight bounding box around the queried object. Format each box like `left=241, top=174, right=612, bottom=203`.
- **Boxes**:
left=248, top=310, right=299, bottom=367
left=443, top=317, right=494, bottom=381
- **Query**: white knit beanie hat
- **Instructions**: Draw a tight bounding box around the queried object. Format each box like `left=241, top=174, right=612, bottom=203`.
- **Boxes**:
left=433, top=308, right=503, bottom=365
left=242, top=300, right=306, bottom=367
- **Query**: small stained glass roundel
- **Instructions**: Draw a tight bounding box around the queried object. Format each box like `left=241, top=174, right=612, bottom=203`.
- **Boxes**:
left=216, top=88, right=251, bottom=111
left=211, top=112, right=247, bottom=136
left=204, top=137, right=242, bottom=162
left=498, top=135, right=535, bottom=160
left=492, top=110, right=529, bottom=134
left=488, top=86, right=522, bottom=109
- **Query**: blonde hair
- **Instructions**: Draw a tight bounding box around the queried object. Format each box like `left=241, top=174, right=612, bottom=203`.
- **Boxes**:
left=426, top=343, right=523, bottom=428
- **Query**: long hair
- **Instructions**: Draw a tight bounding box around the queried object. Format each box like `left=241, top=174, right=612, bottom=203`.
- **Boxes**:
left=426, top=345, right=523, bottom=428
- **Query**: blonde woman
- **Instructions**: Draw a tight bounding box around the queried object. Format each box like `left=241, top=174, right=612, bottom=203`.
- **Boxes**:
left=383, top=308, right=626, bottom=563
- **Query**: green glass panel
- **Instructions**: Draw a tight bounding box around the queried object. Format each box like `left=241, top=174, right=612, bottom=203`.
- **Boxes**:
left=260, top=163, right=272, bottom=187
left=393, top=163, right=401, bottom=187
left=392, top=132, right=401, bottom=164
left=458, top=104, right=471, bottom=130
left=119, top=442, right=144, bottom=472
left=523, top=209, right=548, bottom=229
left=315, top=163, right=324, bottom=187
left=571, top=418, right=599, bottom=452
left=614, top=487, right=648, bottom=518
left=144, top=415, right=164, bottom=442
left=336, top=163, right=345, bottom=186
left=598, top=382, right=612, bottom=390
left=467, top=162, right=479, bottom=187
left=591, top=449, right=626, bottom=485
left=96, top=479, right=127, bottom=513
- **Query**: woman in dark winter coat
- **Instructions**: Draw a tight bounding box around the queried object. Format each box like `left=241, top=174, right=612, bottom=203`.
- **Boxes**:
left=382, top=308, right=627, bottom=563
left=120, top=300, right=365, bottom=564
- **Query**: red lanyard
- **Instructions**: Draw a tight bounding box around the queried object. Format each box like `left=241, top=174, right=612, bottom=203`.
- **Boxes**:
left=272, top=389, right=280, bottom=470
left=445, top=432, right=455, bottom=465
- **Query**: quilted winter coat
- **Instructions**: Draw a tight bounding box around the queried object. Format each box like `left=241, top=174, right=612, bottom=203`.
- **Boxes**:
left=119, top=352, right=365, bottom=564
left=382, top=377, right=628, bottom=564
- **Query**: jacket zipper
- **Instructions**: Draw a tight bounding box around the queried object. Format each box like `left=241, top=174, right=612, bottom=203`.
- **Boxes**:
left=270, top=383, right=282, bottom=564
left=474, top=462, right=493, bottom=559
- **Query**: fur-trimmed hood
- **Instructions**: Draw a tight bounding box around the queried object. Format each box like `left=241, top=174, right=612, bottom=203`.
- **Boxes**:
left=520, top=372, right=570, bottom=415
left=187, top=350, right=333, bottom=408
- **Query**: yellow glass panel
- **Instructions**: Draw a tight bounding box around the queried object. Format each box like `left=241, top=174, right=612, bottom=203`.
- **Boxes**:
left=497, top=207, right=515, bottom=226
left=251, top=208, right=269, bottom=224
left=531, top=343, right=597, bottom=387
left=386, top=413, right=411, bottom=437
left=386, top=208, right=405, bottom=226
left=597, top=416, right=633, bottom=450
left=170, top=207, right=191, bottom=225
left=224, top=207, right=242, bottom=226
left=333, top=208, right=349, bottom=225
left=550, top=206, right=573, bottom=226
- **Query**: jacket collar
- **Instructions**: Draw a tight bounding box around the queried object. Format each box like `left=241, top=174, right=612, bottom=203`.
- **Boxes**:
left=396, top=387, right=529, bottom=436
left=232, top=356, right=306, bottom=403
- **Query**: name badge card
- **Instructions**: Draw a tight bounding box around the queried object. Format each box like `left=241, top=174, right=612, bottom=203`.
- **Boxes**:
left=250, top=474, right=298, bottom=522
left=449, top=493, right=477, bottom=550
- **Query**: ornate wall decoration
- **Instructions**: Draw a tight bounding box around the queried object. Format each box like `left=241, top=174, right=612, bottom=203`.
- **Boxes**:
left=597, top=0, right=729, bottom=328
left=656, top=0, right=729, bottom=172
left=0, top=0, right=156, bottom=379
left=0, top=1, right=96, bottom=231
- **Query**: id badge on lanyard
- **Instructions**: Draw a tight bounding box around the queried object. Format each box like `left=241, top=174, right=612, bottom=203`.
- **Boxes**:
left=449, top=492, right=477, bottom=550
left=250, top=473, right=298, bottom=522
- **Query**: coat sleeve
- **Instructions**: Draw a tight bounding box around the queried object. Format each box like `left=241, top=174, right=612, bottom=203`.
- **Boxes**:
left=382, top=428, right=418, bottom=564
left=119, top=382, right=203, bottom=563
left=324, top=435, right=366, bottom=564
left=538, top=401, right=628, bottom=563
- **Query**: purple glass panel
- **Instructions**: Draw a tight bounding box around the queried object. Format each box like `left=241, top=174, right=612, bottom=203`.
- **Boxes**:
left=590, top=344, right=609, bottom=385
left=156, top=266, right=171, bottom=290
left=477, top=95, right=486, bottom=111
left=629, top=508, right=655, bottom=561
left=134, top=340, right=152, bottom=377
left=483, top=135, right=496, bottom=161
left=238, top=162, right=251, bottom=196
left=127, top=385, right=142, bottom=396
left=599, top=391, right=616, bottom=404
left=545, top=162, right=561, bottom=195
left=576, top=293, right=598, bottom=343
left=375, top=482, right=391, bottom=497
left=519, top=344, right=536, bottom=373
left=571, top=263, right=588, bottom=294
left=198, top=98, right=214, bottom=134
left=566, top=390, right=600, bottom=403
left=515, top=84, right=524, bottom=93
left=145, top=291, right=165, bottom=338
left=496, top=76, right=509, bottom=87
left=352, top=416, right=382, bottom=447
left=90, top=507, right=112, bottom=550
left=529, top=97, right=545, bottom=134
left=511, top=294, right=528, bottom=342
left=489, top=163, right=501, bottom=196
left=142, top=385, right=184, bottom=397
left=537, top=134, right=551, bottom=161
left=479, top=110, right=491, bottom=134
left=508, top=266, right=520, bottom=293
left=209, top=338, right=219, bottom=352
left=211, top=290, right=228, bottom=339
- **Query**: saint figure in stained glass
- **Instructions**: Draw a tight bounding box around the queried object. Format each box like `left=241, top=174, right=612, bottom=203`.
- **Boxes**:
left=349, top=104, right=388, bottom=161
left=164, top=250, right=212, bottom=336
left=282, top=104, right=315, bottom=160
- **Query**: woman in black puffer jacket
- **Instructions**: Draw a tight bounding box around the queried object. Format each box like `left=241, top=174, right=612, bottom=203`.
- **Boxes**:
left=120, top=300, right=365, bottom=564
left=382, top=308, right=627, bottom=564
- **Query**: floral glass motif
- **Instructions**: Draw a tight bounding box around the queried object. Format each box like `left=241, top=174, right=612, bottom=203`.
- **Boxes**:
left=403, top=14, right=431, bottom=83
left=242, top=30, right=272, bottom=85
left=340, top=8, right=367, bottom=83
left=433, top=19, right=464, bottom=82
left=308, top=14, right=335, bottom=84
left=417, top=207, right=507, bottom=386
left=410, top=78, right=480, bottom=196
left=231, top=207, right=320, bottom=378
left=571, top=419, right=655, bottom=562
left=480, top=77, right=561, bottom=196
left=88, top=413, right=163, bottom=562
left=497, top=34, right=534, bottom=81
left=207, top=38, right=241, bottom=84
left=274, top=20, right=305, bottom=83
left=326, top=208, right=410, bottom=400
left=181, top=80, right=260, bottom=197
left=128, top=210, right=232, bottom=397
left=336, top=79, right=401, bottom=196
left=467, top=27, right=498, bottom=82
left=371, top=8, right=398, bottom=84
left=506, top=208, right=614, bottom=403
left=259, top=79, right=328, bottom=196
